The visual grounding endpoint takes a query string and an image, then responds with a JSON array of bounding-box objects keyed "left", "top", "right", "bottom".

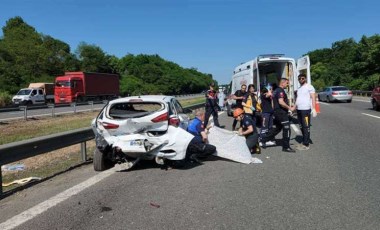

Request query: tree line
[
  {"left": 1, "top": 16, "right": 380, "bottom": 102},
  {"left": 308, "top": 35, "right": 380, "bottom": 91},
  {"left": 0, "top": 16, "right": 214, "bottom": 100}
]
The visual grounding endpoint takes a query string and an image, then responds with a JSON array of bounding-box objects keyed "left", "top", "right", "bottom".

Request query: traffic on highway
[{"left": 0, "top": 96, "right": 379, "bottom": 230}]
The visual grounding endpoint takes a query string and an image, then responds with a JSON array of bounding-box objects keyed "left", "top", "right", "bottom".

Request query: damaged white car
[{"left": 91, "top": 95, "right": 194, "bottom": 171}]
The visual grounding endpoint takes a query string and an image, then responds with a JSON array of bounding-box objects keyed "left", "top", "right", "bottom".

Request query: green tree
[{"left": 76, "top": 42, "right": 112, "bottom": 73}]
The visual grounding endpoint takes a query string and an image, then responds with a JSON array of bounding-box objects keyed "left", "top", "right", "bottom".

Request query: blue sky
[{"left": 1, "top": 0, "right": 379, "bottom": 84}]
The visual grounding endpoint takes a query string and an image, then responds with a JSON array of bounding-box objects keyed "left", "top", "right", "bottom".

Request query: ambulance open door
[{"left": 296, "top": 55, "right": 311, "bottom": 85}]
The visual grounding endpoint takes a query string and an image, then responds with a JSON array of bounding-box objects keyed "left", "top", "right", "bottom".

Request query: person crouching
[
  {"left": 186, "top": 110, "right": 217, "bottom": 164},
  {"left": 233, "top": 108, "right": 260, "bottom": 154}
]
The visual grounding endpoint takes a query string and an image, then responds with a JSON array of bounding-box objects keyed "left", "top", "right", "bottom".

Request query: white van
[{"left": 230, "top": 54, "right": 311, "bottom": 106}]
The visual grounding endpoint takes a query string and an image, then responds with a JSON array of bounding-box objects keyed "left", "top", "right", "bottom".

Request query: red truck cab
[{"left": 55, "top": 72, "right": 119, "bottom": 104}]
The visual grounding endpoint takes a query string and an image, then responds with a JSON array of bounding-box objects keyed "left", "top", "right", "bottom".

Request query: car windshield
[
  {"left": 108, "top": 102, "right": 163, "bottom": 119},
  {"left": 56, "top": 81, "right": 72, "bottom": 87},
  {"left": 17, "top": 89, "right": 32, "bottom": 95},
  {"left": 332, "top": 87, "right": 348, "bottom": 91}
]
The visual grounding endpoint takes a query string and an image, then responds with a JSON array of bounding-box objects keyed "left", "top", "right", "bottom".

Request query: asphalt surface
[{"left": 0, "top": 97, "right": 379, "bottom": 230}]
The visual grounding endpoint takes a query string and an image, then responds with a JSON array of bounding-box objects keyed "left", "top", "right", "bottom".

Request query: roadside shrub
[{"left": 0, "top": 91, "right": 12, "bottom": 106}]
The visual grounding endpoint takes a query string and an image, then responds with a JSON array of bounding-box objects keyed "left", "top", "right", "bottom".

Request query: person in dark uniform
[
  {"left": 232, "top": 84, "right": 247, "bottom": 130},
  {"left": 204, "top": 83, "right": 220, "bottom": 128},
  {"left": 259, "top": 85, "right": 276, "bottom": 146},
  {"left": 186, "top": 110, "right": 216, "bottom": 163},
  {"left": 261, "top": 78, "right": 296, "bottom": 152},
  {"left": 233, "top": 108, "right": 260, "bottom": 154}
]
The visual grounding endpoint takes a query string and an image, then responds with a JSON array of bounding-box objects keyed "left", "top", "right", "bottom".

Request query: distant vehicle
[
  {"left": 318, "top": 86, "right": 353, "bottom": 103},
  {"left": 12, "top": 83, "right": 54, "bottom": 105},
  {"left": 55, "top": 72, "right": 119, "bottom": 104},
  {"left": 91, "top": 95, "right": 192, "bottom": 171},
  {"left": 231, "top": 54, "right": 311, "bottom": 104},
  {"left": 371, "top": 77, "right": 380, "bottom": 111}
]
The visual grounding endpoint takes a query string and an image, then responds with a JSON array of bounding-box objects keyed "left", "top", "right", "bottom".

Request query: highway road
[
  {"left": 0, "top": 94, "right": 203, "bottom": 122},
  {"left": 0, "top": 97, "right": 379, "bottom": 230},
  {"left": 0, "top": 103, "right": 106, "bottom": 122}
]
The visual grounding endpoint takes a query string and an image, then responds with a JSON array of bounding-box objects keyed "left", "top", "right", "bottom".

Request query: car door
[
  {"left": 321, "top": 88, "right": 329, "bottom": 101},
  {"left": 171, "top": 98, "right": 190, "bottom": 130},
  {"left": 37, "top": 89, "right": 45, "bottom": 104}
]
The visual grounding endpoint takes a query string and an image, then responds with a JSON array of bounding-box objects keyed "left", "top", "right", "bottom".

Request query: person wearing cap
[
  {"left": 233, "top": 108, "right": 260, "bottom": 154},
  {"left": 295, "top": 73, "right": 316, "bottom": 150},
  {"left": 204, "top": 82, "right": 220, "bottom": 128}
]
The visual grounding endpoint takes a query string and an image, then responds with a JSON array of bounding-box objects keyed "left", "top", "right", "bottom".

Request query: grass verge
[{"left": 0, "top": 96, "right": 205, "bottom": 191}]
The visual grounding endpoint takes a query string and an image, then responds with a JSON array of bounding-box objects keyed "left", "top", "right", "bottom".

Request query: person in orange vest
[{"left": 295, "top": 73, "right": 317, "bottom": 150}]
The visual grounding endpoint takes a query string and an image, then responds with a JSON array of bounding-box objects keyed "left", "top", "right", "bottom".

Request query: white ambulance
[{"left": 230, "top": 54, "right": 311, "bottom": 106}]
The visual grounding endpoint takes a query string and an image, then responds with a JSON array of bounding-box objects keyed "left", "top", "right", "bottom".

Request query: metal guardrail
[
  {"left": 0, "top": 102, "right": 205, "bottom": 195},
  {"left": 351, "top": 90, "right": 372, "bottom": 97},
  {"left": 0, "top": 128, "right": 94, "bottom": 195}
]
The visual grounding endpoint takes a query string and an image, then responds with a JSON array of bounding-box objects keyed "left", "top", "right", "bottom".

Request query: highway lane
[
  {"left": 0, "top": 100, "right": 379, "bottom": 230},
  {"left": 0, "top": 103, "right": 106, "bottom": 122},
  {"left": 0, "top": 94, "right": 204, "bottom": 122}
]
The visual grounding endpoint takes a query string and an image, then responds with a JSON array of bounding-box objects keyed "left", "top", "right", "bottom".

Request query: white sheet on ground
[{"left": 207, "top": 126, "right": 252, "bottom": 164}]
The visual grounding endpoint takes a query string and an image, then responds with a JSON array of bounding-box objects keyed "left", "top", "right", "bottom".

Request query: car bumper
[{"left": 331, "top": 95, "right": 353, "bottom": 101}]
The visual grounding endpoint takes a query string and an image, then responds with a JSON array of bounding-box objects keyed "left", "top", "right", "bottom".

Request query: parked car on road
[
  {"left": 91, "top": 95, "right": 193, "bottom": 171},
  {"left": 318, "top": 86, "right": 353, "bottom": 103},
  {"left": 371, "top": 78, "right": 380, "bottom": 111}
]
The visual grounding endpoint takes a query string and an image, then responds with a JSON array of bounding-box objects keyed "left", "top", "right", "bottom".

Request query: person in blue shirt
[{"left": 186, "top": 110, "right": 216, "bottom": 163}]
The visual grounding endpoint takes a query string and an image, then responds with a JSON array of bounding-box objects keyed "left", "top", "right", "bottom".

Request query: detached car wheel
[{"left": 93, "top": 148, "right": 112, "bottom": 171}]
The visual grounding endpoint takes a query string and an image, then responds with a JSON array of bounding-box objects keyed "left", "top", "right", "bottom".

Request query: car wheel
[
  {"left": 326, "top": 96, "right": 331, "bottom": 103},
  {"left": 93, "top": 148, "right": 112, "bottom": 171},
  {"left": 318, "top": 95, "right": 321, "bottom": 101},
  {"left": 347, "top": 99, "right": 352, "bottom": 103}
]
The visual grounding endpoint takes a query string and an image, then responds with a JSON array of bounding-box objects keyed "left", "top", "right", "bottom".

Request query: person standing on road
[
  {"left": 233, "top": 108, "right": 260, "bottom": 154},
  {"left": 204, "top": 83, "right": 220, "bottom": 128},
  {"left": 295, "top": 73, "right": 317, "bottom": 150},
  {"left": 260, "top": 78, "right": 296, "bottom": 152},
  {"left": 186, "top": 110, "right": 217, "bottom": 163},
  {"left": 242, "top": 84, "right": 259, "bottom": 123},
  {"left": 259, "top": 85, "right": 276, "bottom": 147},
  {"left": 232, "top": 84, "right": 247, "bottom": 130}
]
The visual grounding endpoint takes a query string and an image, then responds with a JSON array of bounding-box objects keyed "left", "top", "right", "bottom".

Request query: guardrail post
[
  {"left": 71, "top": 102, "right": 77, "bottom": 113},
  {"left": 81, "top": 142, "right": 87, "bottom": 162},
  {"left": 48, "top": 103, "right": 55, "bottom": 117},
  {"left": 20, "top": 106, "right": 27, "bottom": 120},
  {"left": 89, "top": 101, "right": 94, "bottom": 112},
  {"left": 0, "top": 166, "right": 3, "bottom": 195}
]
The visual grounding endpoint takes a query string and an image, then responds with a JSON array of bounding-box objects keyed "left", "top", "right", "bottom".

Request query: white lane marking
[
  {"left": 291, "top": 124, "right": 302, "bottom": 135},
  {"left": 8, "top": 111, "right": 24, "bottom": 115},
  {"left": 0, "top": 169, "right": 116, "bottom": 230},
  {"left": 318, "top": 102, "right": 330, "bottom": 105},
  {"left": 362, "top": 113, "right": 380, "bottom": 119},
  {"left": 353, "top": 99, "right": 371, "bottom": 103}
]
